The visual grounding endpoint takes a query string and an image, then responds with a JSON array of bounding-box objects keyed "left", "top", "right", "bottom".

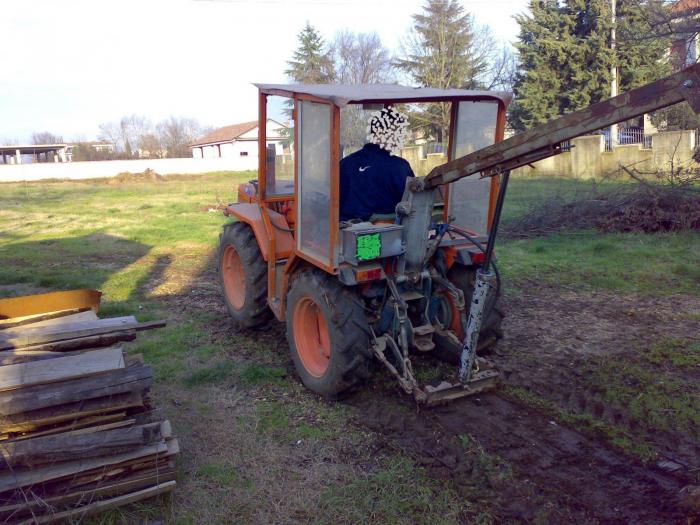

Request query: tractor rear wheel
[
  {"left": 434, "top": 264, "right": 504, "bottom": 362},
  {"left": 218, "top": 222, "right": 272, "bottom": 329},
  {"left": 286, "top": 269, "right": 371, "bottom": 399}
]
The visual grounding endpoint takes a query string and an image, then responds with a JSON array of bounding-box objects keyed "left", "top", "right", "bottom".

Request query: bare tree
[
  {"left": 332, "top": 30, "right": 394, "bottom": 84},
  {"left": 30, "top": 131, "right": 63, "bottom": 144},
  {"left": 98, "top": 122, "right": 122, "bottom": 150},
  {"left": 119, "top": 115, "right": 151, "bottom": 157},
  {"left": 138, "top": 133, "right": 163, "bottom": 158},
  {"left": 485, "top": 46, "right": 517, "bottom": 92},
  {"left": 157, "top": 117, "right": 203, "bottom": 158}
]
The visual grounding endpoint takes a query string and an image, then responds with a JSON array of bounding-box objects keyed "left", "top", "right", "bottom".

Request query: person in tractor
[{"left": 339, "top": 106, "right": 415, "bottom": 222}]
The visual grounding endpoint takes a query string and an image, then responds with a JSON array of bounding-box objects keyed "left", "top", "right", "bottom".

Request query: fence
[
  {"left": 0, "top": 157, "right": 252, "bottom": 182},
  {"left": 599, "top": 127, "right": 653, "bottom": 151},
  {"left": 514, "top": 129, "right": 698, "bottom": 179}
]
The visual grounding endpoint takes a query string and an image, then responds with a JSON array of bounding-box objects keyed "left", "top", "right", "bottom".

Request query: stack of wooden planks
[{"left": 0, "top": 290, "right": 177, "bottom": 524}]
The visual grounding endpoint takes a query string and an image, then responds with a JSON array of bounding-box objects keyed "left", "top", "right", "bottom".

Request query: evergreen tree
[
  {"left": 561, "top": 0, "right": 614, "bottom": 111},
  {"left": 285, "top": 22, "right": 335, "bottom": 83},
  {"left": 396, "top": 0, "right": 494, "bottom": 141},
  {"left": 510, "top": 0, "right": 669, "bottom": 131},
  {"left": 509, "top": 0, "right": 570, "bottom": 130},
  {"left": 616, "top": 0, "right": 670, "bottom": 92}
]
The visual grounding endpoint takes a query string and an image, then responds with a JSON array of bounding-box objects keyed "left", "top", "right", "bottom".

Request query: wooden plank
[
  {"left": 0, "top": 363, "right": 151, "bottom": 416},
  {"left": 19, "top": 309, "right": 98, "bottom": 329},
  {"left": 13, "top": 330, "right": 137, "bottom": 353},
  {"left": 0, "top": 346, "right": 125, "bottom": 392},
  {"left": 0, "top": 309, "right": 91, "bottom": 330},
  {"left": 0, "top": 440, "right": 170, "bottom": 493},
  {"left": 0, "top": 468, "right": 176, "bottom": 520},
  {"left": 1, "top": 416, "right": 134, "bottom": 442},
  {"left": 63, "top": 455, "right": 173, "bottom": 493},
  {"left": 0, "top": 422, "right": 165, "bottom": 468},
  {"left": 0, "top": 391, "right": 143, "bottom": 433},
  {"left": 15, "top": 480, "right": 176, "bottom": 524},
  {"left": 0, "top": 289, "right": 101, "bottom": 319},
  {"left": 0, "top": 350, "right": 84, "bottom": 366},
  {"left": 0, "top": 317, "right": 137, "bottom": 350}
]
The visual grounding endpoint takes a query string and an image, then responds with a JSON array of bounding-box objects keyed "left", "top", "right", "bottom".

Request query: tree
[
  {"left": 119, "top": 115, "right": 150, "bottom": 158},
  {"left": 285, "top": 22, "right": 335, "bottom": 83},
  {"left": 616, "top": 0, "right": 671, "bottom": 92},
  {"left": 395, "top": 0, "right": 498, "bottom": 141},
  {"left": 332, "top": 30, "right": 393, "bottom": 84},
  {"left": 98, "top": 122, "right": 122, "bottom": 151},
  {"left": 157, "top": 117, "right": 203, "bottom": 158},
  {"left": 510, "top": 0, "right": 669, "bottom": 131},
  {"left": 31, "top": 131, "right": 63, "bottom": 144},
  {"left": 138, "top": 134, "right": 163, "bottom": 158}
]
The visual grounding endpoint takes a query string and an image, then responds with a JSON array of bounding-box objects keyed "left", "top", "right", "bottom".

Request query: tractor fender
[{"left": 224, "top": 203, "right": 294, "bottom": 261}]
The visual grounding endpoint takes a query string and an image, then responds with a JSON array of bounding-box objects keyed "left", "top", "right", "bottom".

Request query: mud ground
[
  {"left": 166, "top": 263, "right": 699, "bottom": 524},
  {"left": 350, "top": 283, "right": 700, "bottom": 524}
]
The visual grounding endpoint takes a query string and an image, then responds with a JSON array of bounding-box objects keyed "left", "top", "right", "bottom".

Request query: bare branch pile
[
  {"left": 504, "top": 179, "right": 700, "bottom": 238},
  {"left": 0, "top": 290, "right": 177, "bottom": 524}
]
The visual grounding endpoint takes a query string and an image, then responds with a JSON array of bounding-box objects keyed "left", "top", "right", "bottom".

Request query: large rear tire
[
  {"left": 218, "top": 222, "right": 272, "bottom": 329},
  {"left": 434, "top": 264, "right": 504, "bottom": 362},
  {"left": 286, "top": 269, "right": 371, "bottom": 399}
]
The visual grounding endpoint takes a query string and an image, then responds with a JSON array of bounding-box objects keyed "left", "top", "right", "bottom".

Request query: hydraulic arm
[
  {"left": 425, "top": 63, "right": 700, "bottom": 188},
  {"left": 397, "top": 64, "right": 700, "bottom": 404}
]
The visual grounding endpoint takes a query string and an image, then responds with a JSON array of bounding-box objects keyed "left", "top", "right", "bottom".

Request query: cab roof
[{"left": 254, "top": 83, "right": 512, "bottom": 107}]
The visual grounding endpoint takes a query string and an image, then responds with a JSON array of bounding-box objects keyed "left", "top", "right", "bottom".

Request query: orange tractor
[{"left": 218, "top": 66, "right": 700, "bottom": 404}]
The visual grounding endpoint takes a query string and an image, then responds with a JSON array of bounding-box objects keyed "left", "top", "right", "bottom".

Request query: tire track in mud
[{"left": 352, "top": 391, "right": 693, "bottom": 524}]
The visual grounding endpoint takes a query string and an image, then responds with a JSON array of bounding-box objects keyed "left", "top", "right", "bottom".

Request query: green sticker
[{"left": 357, "top": 233, "right": 382, "bottom": 261}]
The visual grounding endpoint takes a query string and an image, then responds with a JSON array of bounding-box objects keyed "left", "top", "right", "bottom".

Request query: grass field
[{"left": 0, "top": 172, "right": 698, "bottom": 524}]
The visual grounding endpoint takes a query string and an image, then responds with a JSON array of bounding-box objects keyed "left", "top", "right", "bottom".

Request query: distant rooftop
[{"left": 672, "top": 0, "right": 700, "bottom": 13}]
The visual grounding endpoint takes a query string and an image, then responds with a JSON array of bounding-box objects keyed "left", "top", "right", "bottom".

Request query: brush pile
[
  {"left": 504, "top": 179, "right": 700, "bottom": 238},
  {"left": 0, "top": 290, "right": 177, "bottom": 524}
]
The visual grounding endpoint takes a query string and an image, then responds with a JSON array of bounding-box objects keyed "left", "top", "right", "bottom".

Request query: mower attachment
[
  {"left": 370, "top": 333, "right": 500, "bottom": 406},
  {"left": 423, "top": 359, "right": 500, "bottom": 405}
]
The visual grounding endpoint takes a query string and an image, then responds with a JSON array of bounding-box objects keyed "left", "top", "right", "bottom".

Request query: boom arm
[{"left": 425, "top": 64, "right": 700, "bottom": 189}]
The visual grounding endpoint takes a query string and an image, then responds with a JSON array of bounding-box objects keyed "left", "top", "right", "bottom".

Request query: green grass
[
  {"left": 196, "top": 463, "right": 241, "bottom": 487},
  {"left": 499, "top": 230, "right": 700, "bottom": 295},
  {"left": 642, "top": 337, "right": 700, "bottom": 368},
  {"left": 1, "top": 172, "right": 697, "bottom": 523},
  {"left": 315, "top": 456, "right": 462, "bottom": 525},
  {"left": 239, "top": 363, "right": 287, "bottom": 385},
  {"left": 589, "top": 356, "right": 700, "bottom": 437},
  {"left": 504, "top": 386, "right": 658, "bottom": 462},
  {"left": 183, "top": 361, "right": 236, "bottom": 387}
]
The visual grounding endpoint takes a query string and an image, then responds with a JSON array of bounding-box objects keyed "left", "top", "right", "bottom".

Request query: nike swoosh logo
[{"left": 359, "top": 166, "right": 371, "bottom": 172}]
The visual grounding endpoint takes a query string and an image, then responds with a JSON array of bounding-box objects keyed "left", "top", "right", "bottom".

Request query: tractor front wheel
[
  {"left": 286, "top": 269, "right": 371, "bottom": 399},
  {"left": 218, "top": 222, "right": 272, "bottom": 329}
]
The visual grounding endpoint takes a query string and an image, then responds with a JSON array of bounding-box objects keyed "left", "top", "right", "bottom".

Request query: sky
[{"left": 0, "top": 0, "right": 529, "bottom": 143}]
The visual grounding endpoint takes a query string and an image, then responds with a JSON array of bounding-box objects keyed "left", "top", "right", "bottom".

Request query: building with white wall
[{"left": 189, "top": 119, "right": 288, "bottom": 170}]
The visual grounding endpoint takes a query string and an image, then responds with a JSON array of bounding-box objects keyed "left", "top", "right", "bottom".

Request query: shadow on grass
[{"left": 0, "top": 232, "right": 170, "bottom": 319}]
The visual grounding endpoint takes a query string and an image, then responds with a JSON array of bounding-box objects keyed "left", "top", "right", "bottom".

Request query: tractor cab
[{"left": 220, "top": 83, "right": 511, "bottom": 403}]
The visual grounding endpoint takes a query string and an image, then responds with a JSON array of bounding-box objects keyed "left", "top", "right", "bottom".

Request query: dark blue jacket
[{"left": 339, "top": 143, "right": 415, "bottom": 221}]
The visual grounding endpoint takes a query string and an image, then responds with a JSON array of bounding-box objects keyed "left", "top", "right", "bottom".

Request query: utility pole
[{"left": 609, "top": 0, "right": 618, "bottom": 148}]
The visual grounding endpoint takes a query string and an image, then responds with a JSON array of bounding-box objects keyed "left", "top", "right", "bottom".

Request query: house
[
  {"left": 671, "top": 0, "right": 699, "bottom": 68},
  {"left": 189, "top": 119, "right": 288, "bottom": 164}
]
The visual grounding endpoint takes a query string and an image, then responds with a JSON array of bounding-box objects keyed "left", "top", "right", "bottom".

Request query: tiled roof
[
  {"left": 672, "top": 0, "right": 700, "bottom": 13},
  {"left": 189, "top": 121, "right": 258, "bottom": 147}
]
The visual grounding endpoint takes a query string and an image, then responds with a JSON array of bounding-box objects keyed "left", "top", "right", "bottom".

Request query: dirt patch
[
  {"left": 353, "top": 391, "right": 691, "bottom": 524},
  {"left": 138, "top": 249, "right": 700, "bottom": 523},
  {"left": 107, "top": 168, "right": 165, "bottom": 184},
  {"left": 348, "top": 284, "right": 700, "bottom": 523}
]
